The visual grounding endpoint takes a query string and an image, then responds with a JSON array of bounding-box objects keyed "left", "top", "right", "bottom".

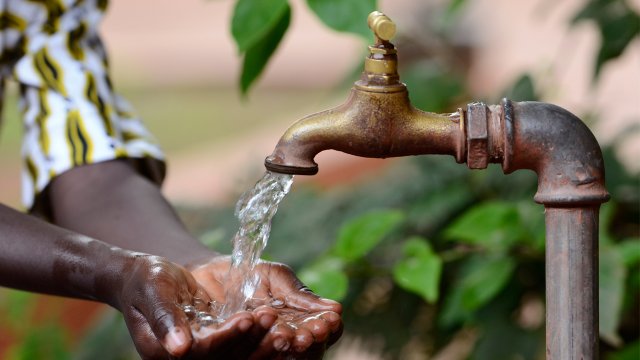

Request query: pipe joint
[{"left": 467, "top": 99, "right": 609, "bottom": 206}]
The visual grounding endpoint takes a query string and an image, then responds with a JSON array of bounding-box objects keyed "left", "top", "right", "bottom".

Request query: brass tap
[{"left": 265, "top": 11, "right": 466, "bottom": 175}]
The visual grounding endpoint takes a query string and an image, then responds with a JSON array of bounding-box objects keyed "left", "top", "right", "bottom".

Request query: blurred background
[{"left": 0, "top": 0, "right": 638, "bottom": 359}]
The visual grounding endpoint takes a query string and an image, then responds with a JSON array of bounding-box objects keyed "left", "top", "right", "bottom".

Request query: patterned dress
[{"left": 0, "top": 0, "right": 164, "bottom": 210}]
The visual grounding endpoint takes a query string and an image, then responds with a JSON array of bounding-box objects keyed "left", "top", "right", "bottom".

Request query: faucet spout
[{"left": 264, "top": 87, "right": 466, "bottom": 175}]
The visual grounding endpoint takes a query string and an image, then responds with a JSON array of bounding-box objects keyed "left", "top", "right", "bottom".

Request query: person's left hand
[{"left": 190, "top": 256, "right": 343, "bottom": 359}]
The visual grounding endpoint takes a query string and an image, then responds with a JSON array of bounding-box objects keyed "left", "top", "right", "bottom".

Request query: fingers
[
  {"left": 190, "top": 311, "right": 255, "bottom": 357},
  {"left": 286, "top": 289, "right": 342, "bottom": 314},
  {"left": 249, "top": 321, "right": 297, "bottom": 360},
  {"left": 322, "top": 311, "right": 344, "bottom": 346},
  {"left": 253, "top": 305, "right": 278, "bottom": 330},
  {"left": 267, "top": 263, "right": 343, "bottom": 314},
  {"left": 292, "top": 327, "right": 315, "bottom": 352},
  {"left": 292, "top": 311, "right": 342, "bottom": 352},
  {"left": 298, "top": 314, "right": 329, "bottom": 343},
  {"left": 247, "top": 311, "right": 341, "bottom": 359}
]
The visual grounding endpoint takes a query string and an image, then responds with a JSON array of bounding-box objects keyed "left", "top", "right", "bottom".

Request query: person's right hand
[{"left": 106, "top": 254, "right": 275, "bottom": 359}]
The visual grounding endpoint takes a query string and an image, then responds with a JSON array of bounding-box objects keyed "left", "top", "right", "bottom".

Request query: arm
[
  {"left": 0, "top": 202, "right": 205, "bottom": 358},
  {"left": 44, "top": 159, "right": 212, "bottom": 266}
]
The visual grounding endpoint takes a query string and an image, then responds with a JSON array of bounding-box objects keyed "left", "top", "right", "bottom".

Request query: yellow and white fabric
[{"left": 0, "top": 0, "right": 164, "bottom": 209}]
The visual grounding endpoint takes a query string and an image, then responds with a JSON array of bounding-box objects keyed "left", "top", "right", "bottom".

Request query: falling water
[
  {"left": 180, "top": 171, "right": 293, "bottom": 326},
  {"left": 219, "top": 171, "right": 294, "bottom": 318}
]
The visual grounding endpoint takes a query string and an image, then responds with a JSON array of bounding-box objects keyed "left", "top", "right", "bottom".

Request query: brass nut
[
  {"left": 466, "top": 102, "right": 489, "bottom": 169},
  {"left": 364, "top": 58, "right": 398, "bottom": 74}
]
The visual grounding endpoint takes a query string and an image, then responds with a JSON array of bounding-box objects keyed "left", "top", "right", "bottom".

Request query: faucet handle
[
  {"left": 368, "top": 11, "right": 397, "bottom": 42},
  {"left": 358, "top": 11, "right": 403, "bottom": 89}
]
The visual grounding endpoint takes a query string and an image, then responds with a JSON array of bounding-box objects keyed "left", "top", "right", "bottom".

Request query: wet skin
[
  {"left": 0, "top": 203, "right": 213, "bottom": 357},
  {"left": 42, "top": 159, "right": 344, "bottom": 358},
  {"left": 190, "top": 257, "right": 343, "bottom": 359}
]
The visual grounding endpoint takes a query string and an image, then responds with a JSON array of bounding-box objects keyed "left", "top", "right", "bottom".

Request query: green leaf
[
  {"left": 502, "top": 74, "right": 538, "bottom": 102},
  {"left": 438, "top": 282, "right": 470, "bottom": 327},
  {"left": 240, "top": 5, "right": 291, "bottom": 94},
  {"left": 306, "top": 0, "right": 377, "bottom": 38},
  {"left": 600, "top": 244, "right": 626, "bottom": 346},
  {"left": 618, "top": 239, "right": 640, "bottom": 267},
  {"left": 298, "top": 256, "right": 348, "bottom": 301},
  {"left": 334, "top": 209, "right": 405, "bottom": 261},
  {"left": 571, "top": 0, "right": 640, "bottom": 78},
  {"left": 404, "top": 61, "right": 465, "bottom": 113},
  {"left": 595, "top": 11, "right": 640, "bottom": 77},
  {"left": 392, "top": 237, "right": 443, "bottom": 303},
  {"left": 231, "top": 0, "right": 289, "bottom": 52},
  {"left": 459, "top": 256, "right": 516, "bottom": 310},
  {"left": 444, "top": 201, "right": 524, "bottom": 250},
  {"left": 440, "top": 255, "right": 516, "bottom": 327}
]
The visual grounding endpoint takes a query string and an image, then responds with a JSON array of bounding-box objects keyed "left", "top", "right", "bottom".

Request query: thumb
[{"left": 141, "top": 301, "right": 193, "bottom": 357}]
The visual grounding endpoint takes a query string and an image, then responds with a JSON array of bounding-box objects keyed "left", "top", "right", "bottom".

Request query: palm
[{"left": 190, "top": 256, "right": 343, "bottom": 359}]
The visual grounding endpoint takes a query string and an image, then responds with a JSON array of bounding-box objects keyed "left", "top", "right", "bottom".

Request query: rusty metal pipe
[
  {"left": 545, "top": 206, "right": 599, "bottom": 359},
  {"left": 469, "top": 99, "right": 609, "bottom": 359},
  {"left": 508, "top": 102, "right": 608, "bottom": 360}
]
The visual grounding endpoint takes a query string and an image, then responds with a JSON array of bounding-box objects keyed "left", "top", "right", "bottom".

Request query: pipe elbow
[{"left": 499, "top": 100, "right": 609, "bottom": 205}]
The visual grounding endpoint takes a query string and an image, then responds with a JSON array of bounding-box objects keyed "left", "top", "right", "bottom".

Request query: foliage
[
  {"left": 572, "top": 0, "right": 640, "bottom": 79},
  {"left": 231, "top": 0, "right": 640, "bottom": 93},
  {"left": 233, "top": 0, "right": 291, "bottom": 94},
  {"left": 392, "top": 237, "right": 442, "bottom": 304},
  {"left": 231, "top": 0, "right": 378, "bottom": 93}
]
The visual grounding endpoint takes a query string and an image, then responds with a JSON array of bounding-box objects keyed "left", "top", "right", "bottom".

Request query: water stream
[
  {"left": 182, "top": 171, "right": 294, "bottom": 327},
  {"left": 220, "top": 171, "right": 294, "bottom": 318}
]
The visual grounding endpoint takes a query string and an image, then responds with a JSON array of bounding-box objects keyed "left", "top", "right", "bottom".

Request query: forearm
[
  {"left": 46, "top": 160, "right": 216, "bottom": 266},
  {"left": 0, "top": 203, "right": 127, "bottom": 307}
]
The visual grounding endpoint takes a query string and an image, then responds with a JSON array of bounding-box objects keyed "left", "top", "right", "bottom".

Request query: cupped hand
[
  {"left": 190, "top": 256, "right": 344, "bottom": 359},
  {"left": 111, "top": 254, "right": 258, "bottom": 359}
]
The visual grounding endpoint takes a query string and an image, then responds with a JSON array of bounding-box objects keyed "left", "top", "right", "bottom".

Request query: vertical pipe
[
  {"left": 474, "top": 100, "right": 609, "bottom": 359},
  {"left": 545, "top": 206, "right": 599, "bottom": 359}
]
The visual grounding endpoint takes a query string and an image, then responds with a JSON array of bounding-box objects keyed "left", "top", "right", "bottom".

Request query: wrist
[{"left": 93, "top": 247, "right": 140, "bottom": 309}]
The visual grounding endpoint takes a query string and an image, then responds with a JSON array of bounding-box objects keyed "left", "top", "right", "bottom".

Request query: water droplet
[
  {"left": 181, "top": 304, "right": 197, "bottom": 320},
  {"left": 193, "top": 297, "right": 207, "bottom": 310},
  {"left": 208, "top": 300, "right": 223, "bottom": 313},
  {"left": 196, "top": 311, "right": 218, "bottom": 326},
  {"left": 271, "top": 298, "right": 285, "bottom": 308}
]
